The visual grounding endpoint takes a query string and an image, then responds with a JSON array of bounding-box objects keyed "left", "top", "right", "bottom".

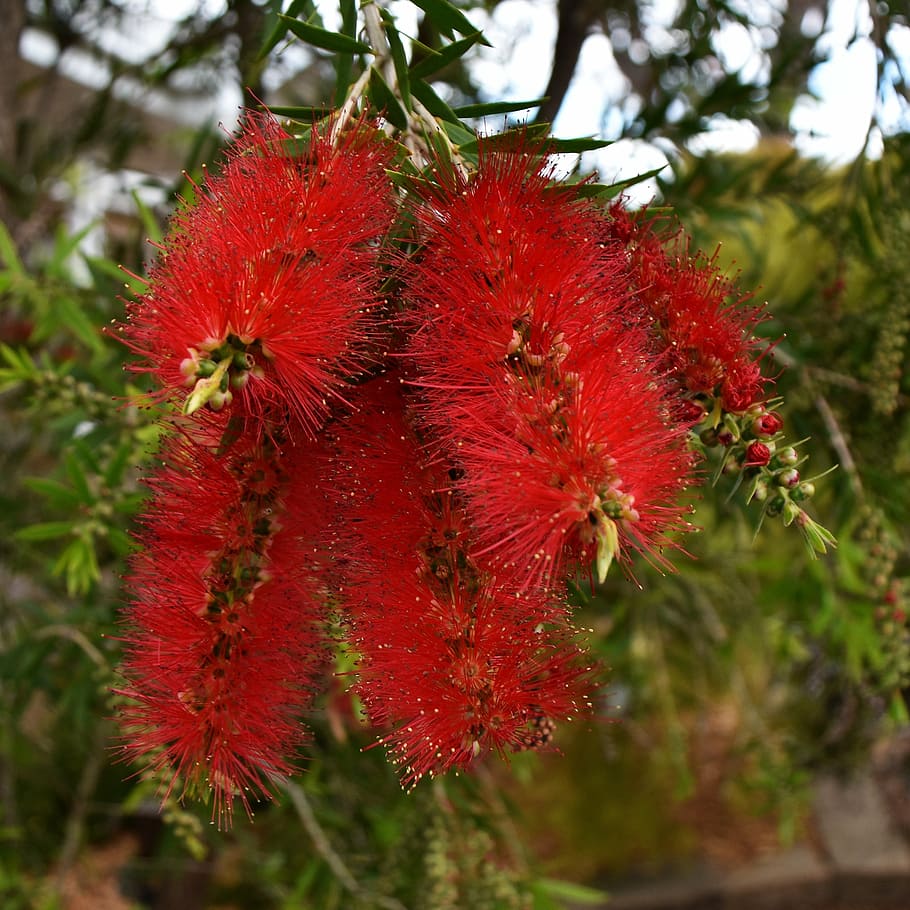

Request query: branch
[
  {"left": 284, "top": 780, "right": 410, "bottom": 910},
  {"left": 534, "top": 0, "right": 599, "bottom": 126}
]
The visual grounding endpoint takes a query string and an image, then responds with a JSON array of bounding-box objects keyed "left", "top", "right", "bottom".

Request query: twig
[
  {"left": 814, "top": 393, "right": 864, "bottom": 499},
  {"left": 34, "top": 623, "right": 108, "bottom": 670},
  {"left": 330, "top": 64, "right": 375, "bottom": 144},
  {"left": 53, "top": 720, "right": 112, "bottom": 895},
  {"left": 409, "top": 96, "right": 470, "bottom": 180},
  {"left": 362, "top": 0, "right": 395, "bottom": 87},
  {"left": 285, "top": 779, "right": 409, "bottom": 910}
]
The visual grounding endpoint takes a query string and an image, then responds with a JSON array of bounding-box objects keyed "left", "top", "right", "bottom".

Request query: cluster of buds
[
  {"left": 695, "top": 401, "right": 834, "bottom": 554},
  {"left": 115, "top": 111, "right": 834, "bottom": 824}
]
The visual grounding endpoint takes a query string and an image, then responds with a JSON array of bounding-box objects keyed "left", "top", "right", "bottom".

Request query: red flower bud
[
  {"left": 777, "top": 468, "right": 801, "bottom": 488},
  {"left": 745, "top": 442, "right": 772, "bottom": 466},
  {"left": 677, "top": 398, "right": 707, "bottom": 425},
  {"left": 752, "top": 411, "right": 784, "bottom": 437}
]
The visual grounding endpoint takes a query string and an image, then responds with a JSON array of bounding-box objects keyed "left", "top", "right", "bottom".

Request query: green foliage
[{"left": 2, "top": 0, "right": 909, "bottom": 905}]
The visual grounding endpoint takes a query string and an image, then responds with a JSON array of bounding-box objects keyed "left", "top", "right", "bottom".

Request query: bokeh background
[{"left": 2, "top": 1, "right": 910, "bottom": 908}]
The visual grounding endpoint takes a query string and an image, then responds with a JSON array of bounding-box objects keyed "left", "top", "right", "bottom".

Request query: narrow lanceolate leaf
[
  {"left": 64, "top": 451, "right": 94, "bottom": 502},
  {"left": 279, "top": 15, "right": 371, "bottom": 55},
  {"left": 539, "top": 135, "right": 614, "bottom": 153},
  {"left": 258, "top": 0, "right": 316, "bottom": 59},
  {"left": 409, "top": 0, "right": 488, "bottom": 42},
  {"left": 567, "top": 165, "right": 668, "bottom": 199},
  {"left": 410, "top": 80, "right": 460, "bottom": 125},
  {"left": 439, "top": 119, "right": 476, "bottom": 148},
  {"left": 0, "top": 220, "right": 24, "bottom": 275},
  {"left": 409, "top": 32, "right": 486, "bottom": 79},
  {"left": 457, "top": 123, "right": 549, "bottom": 154},
  {"left": 0, "top": 343, "right": 35, "bottom": 377},
  {"left": 369, "top": 69, "right": 409, "bottom": 129},
  {"left": 380, "top": 8, "right": 411, "bottom": 109},
  {"left": 14, "top": 521, "right": 77, "bottom": 542},
  {"left": 23, "top": 477, "right": 84, "bottom": 509},
  {"left": 334, "top": 0, "right": 358, "bottom": 105},
  {"left": 53, "top": 537, "right": 100, "bottom": 595},
  {"left": 463, "top": 130, "right": 611, "bottom": 155},
  {"left": 265, "top": 105, "right": 333, "bottom": 121},
  {"left": 454, "top": 98, "right": 548, "bottom": 118},
  {"left": 54, "top": 295, "right": 105, "bottom": 354},
  {"left": 130, "top": 190, "right": 163, "bottom": 246}
]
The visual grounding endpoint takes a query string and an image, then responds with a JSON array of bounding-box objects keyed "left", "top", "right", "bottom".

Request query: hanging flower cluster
[{"left": 116, "top": 111, "right": 831, "bottom": 825}]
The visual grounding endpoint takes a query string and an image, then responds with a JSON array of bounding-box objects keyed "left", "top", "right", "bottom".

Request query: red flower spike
[
  {"left": 401, "top": 141, "right": 693, "bottom": 583},
  {"left": 329, "top": 376, "right": 594, "bottom": 786},
  {"left": 403, "top": 141, "right": 627, "bottom": 378},
  {"left": 605, "top": 203, "right": 771, "bottom": 414},
  {"left": 121, "top": 112, "right": 396, "bottom": 434},
  {"left": 117, "top": 421, "right": 330, "bottom": 826},
  {"left": 442, "top": 338, "right": 695, "bottom": 586}
]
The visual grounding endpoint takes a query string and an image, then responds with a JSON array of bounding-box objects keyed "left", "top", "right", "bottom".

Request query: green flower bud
[{"left": 792, "top": 481, "right": 815, "bottom": 501}]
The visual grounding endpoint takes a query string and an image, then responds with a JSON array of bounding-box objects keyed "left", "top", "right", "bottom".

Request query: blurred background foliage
[{"left": 1, "top": 0, "right": 910, "bottom": 907}]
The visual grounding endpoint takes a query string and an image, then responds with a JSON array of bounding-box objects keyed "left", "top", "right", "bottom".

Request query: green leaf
[
  {"left": 0, "top": 220, "right": 24, "bottom": 275},
  {"left": 890, "top": 692, "right": 910, "bottom": 725},
  {"left": 130, "top": 189, "right": 164, "bottom": 246},
  {"left": 589, "top": 164, "right": 668, "bottom": 197},
  {"left": 0, "top": 343, "right": 34, "bottom": 377},
  {"left": 280, "top": 15, "right": 371, "bottom": 55},
  {"left": 65, "top": 449, "right": 95, "bottom": 502},
  {"left": 439, "top": 118, "right": 477, "bottom": 148},
  {"left": 408, "top": 0, "right": 487, "bottom": 42},
  {"left": 411, "top": 80, "right": 460, "bottom": 125},
  {"left": 380, "top": 8, "right": 411, "bottom": 109},
  {"left": 454, "top": 98, "right": 547, "bottom": 118},
  {"left": 551, "top": 165, "right": 667, "bottom": 201},
  {"left": 409, "top": 33, "right": 485, "bottom": 79},
  {"left": 23, "top": 477, "right": 83, "bottom": 509},
  {"left": 532, "top": 878, "right": 609, "bottom": 905},
  {"left": 103, "top": 441, "right": 134, "bottom": 487},
  {"left": 82, "top": 255, "right": 147, "bottom": 295},
  {"left": 334, "top": 0, "right": 358, "bottom": 105},
  {"left": 258, "top": 0, "right": 315, "bottom": 59},
  {"left": 15, "top": 521, "right": 77, "bottom": 542},
  {"left": 457, "top": 123, "right": 549, "bottom": 154},
  {"left": 47, "top": 222, "right": 96, "bottom": 279},
  {"left": 545, "top": 135, "right": 614, "bottom": 153},
  {"left": 265, "top": 104, "right": 334, "bottom": 120},
  {"left": 369, "top": 69, "right": 409, "bottom": 129},
  {"left": 53, "top": 537, "right": 100, "bottom": 596},
  {"left": 107, "top": 527, "right": 135, "bottom": 557},
  {"left": 53, "top": 295, "right": 105, "bottom": 354}
]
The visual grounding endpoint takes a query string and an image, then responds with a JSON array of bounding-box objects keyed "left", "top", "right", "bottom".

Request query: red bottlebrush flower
[
  {"left": 444, "top": 338, "right": 694, "bottom": 585},
  {"left": 329, "top": 376, "right": 594, "bottom": 786},
  {"left": 117, "top": 420, "right": 330, "bottom": 826},
  {"left": 402, "top": 138, "right": 627, "bottom": 375},
  {"left": 605, "top": 203, "right": 771, "bottom": 414},
  {"left": 744, "top": 441, "right": 772, "bottom": 467},
  {"left": 120, "top": 112, "right": 395, "bottom": 433},
  {"left": 401, "top": 142, "right": 693, "bottom": 583}
]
